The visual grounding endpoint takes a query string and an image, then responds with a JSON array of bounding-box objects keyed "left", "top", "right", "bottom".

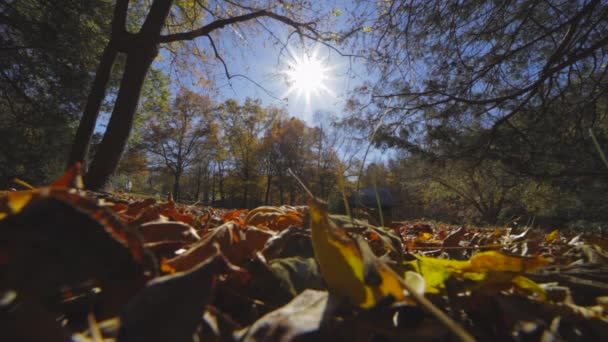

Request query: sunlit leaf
[
  {"left": 307, "top": 195, "right": 408, "bottom": 308},
  {"left": 545, "top": 229, "right": 560, "bottom": 243},
  {"left": 407, "top": 251, "right": 550, "bottom": 295}
]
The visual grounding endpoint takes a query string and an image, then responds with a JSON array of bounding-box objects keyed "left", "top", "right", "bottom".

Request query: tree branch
[{"left": 159, "top": 10, "right": 318, "bottom": 43}]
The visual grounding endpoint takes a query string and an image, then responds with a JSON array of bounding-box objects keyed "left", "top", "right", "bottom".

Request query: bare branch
[{"left": 159, "top": 10, "right": 319, "bottom": 43}]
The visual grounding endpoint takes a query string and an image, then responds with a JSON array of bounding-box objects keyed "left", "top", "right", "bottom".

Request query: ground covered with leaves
[{"left": 1, "top": 169, "right": 607, "bottom": 341}]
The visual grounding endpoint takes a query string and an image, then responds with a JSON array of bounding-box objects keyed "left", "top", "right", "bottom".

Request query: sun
[{"left": 282, "top": 52, "right": 332, "bottom": 100}]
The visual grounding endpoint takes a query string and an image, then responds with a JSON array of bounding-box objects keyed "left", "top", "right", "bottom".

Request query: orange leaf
[
  {"left": 223, "top": 209, "right": 247, "bottom": 223},
  {"left": 52, "top": 162, "right": 84, "bottom": 189}
]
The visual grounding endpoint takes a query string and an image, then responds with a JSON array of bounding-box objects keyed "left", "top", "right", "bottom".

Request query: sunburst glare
[{"left": 282, "top": 50, "right": 334, "bottom": 106}]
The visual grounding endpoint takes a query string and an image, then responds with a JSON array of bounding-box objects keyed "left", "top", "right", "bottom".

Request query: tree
[
  {"left": 346, "top": 0, "right": 608, "bottom": 174},
  {"left": 68, "top": 0, "right": 343, "bottom": 190},
  {"left": 0, "top": 0, "right": 114, "bottom": 187},
  {"left": 217, "top": 98, "right": 274, "bottom": 208},
  {"left": 141, "top": 88, "right": 216, "bottom": 201},
  {"left": 263, "top": 116, "right": 320, "bottom": 204}
]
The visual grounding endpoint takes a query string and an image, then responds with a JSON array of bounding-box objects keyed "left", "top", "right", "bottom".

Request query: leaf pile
[{"left": 1, "top": 168, "right": 608, "bottom": 341}]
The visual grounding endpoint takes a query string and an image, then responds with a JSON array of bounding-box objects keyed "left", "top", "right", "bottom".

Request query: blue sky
[
  {"left": 163, "top": 26, "right": 366, "bottom": 126},
  {"left": 96, "top": 2, "right": 395, "bottom": 164}
]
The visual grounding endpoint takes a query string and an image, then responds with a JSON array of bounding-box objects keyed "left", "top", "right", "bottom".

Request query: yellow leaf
[
  {"left": 465, "top": 251, "right": 550, "bottom": 273},
  {"left": 419, "top": 232, "right": 433, "bottom": 241},
  {"left": 308, "top": 194, "right": 407, "bottom": 308},
  {"left": 362, "top": 26, "right": 374, "bottom": 33},
  {"left": 545, "top": 229, "right": 560, "bottom": 242},
  {"left": 6, "top": 191, "right": 34, "bottom": 214},
  {"left": 511, "top": 275, "right": 547, "bottom": 300},
  {"left": 408, "top": 256, "right": 469, "bottom": 293},
  {"left": 407, "top": 251, "right": 550, "bottom": 295}
]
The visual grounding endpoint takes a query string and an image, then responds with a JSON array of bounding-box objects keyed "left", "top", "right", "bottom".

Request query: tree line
[{"left": 109, "top": 87, "right": 342, "bottom": 208}]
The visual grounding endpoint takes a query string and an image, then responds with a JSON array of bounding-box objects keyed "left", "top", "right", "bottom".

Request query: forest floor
[{"left": 1, "top": 174, "right": 607, "bottom": 341}]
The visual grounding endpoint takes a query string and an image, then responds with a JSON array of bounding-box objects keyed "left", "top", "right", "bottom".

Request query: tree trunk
[
  {"left": 217, "top": 163, "right": 225, "bottom": 200},
  {"left": 84, "top": 0, "right": 174, "bottom": 190},
  {"left": 211, "top": 169, "right": 216, "bottom": 202},
  {"left": 173, "top": 169, "right": 182, "bottom": 201},
  {"left": 85, "top": 45, "right": 157, "bottom": 190},
  {"left": 68, "top": 0, "right": 129, "bottom": 169},
  {"left": 243, "top": 180, "right": 249, "bottom": 208},
  {"left": 264, "top": 174, "right": 272, "bottom": 205},
  {"left": 68, "top": 43, "right": 118, "bottom": 168},
  {"left": 279, "top": 176, "right": 284, "bottom": 204},
  {"left": 194, "top": 165, "right": 202, "bottom": 201}
]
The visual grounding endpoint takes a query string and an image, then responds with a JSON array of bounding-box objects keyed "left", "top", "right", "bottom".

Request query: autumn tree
[
  {"left": 68, "top": 0, "right": 345, "bottom": 190},
  {"left": 343, "top": 0, "right": 608, "bottom": 176},
  {"left": 0, "top": 0, "right": 114, "bottom": 187},
  {"left": 263, "top": 116, "right": 326, "bottom": 204},
  {"left": 310, "top": 111, "right": 344, "bottom": 199},
  {"left": 141, "top": 88, "right": 216, "bottom": 201},
  {"left": 217, "top": 98, "right": 274, "bottom": 208}
]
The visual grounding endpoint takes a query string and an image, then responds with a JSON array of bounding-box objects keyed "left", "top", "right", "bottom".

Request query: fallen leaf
[
  {"left": 164, "top": 222, "right": 272, "bottom": 271},
  {"left": 118, "top": 253, "right": 237, "bottom": 342},
  {"left": 138, "top": 221, "right": 199, "bottom": 243},
  {"left": 236, "top": 289, "right": 329, "bottom": 341}
]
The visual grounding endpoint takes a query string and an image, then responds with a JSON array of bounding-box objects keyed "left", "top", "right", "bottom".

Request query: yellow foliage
[
  {"left": 545, "top": 229, "right": 560, "bottom": 242},
  {"left": 407, "top": 251, "right": 549, "bottom": 299},
  {"left": 308, "top": 196, "right": 409, "bottom": 308}
]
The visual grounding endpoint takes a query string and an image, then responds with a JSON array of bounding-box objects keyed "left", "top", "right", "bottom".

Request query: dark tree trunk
[
  {"left": 243, "top": 180, "right": 248, "bottom": 208},
  {"left": 217, "top": 163, "right": 225, "bottom": 200},
  {"left": 84, "top": 0, "right": 174, "bottom": 190},
  {"left": 173, "top": 169, "right": 182, "bottom": 202},
  {"left": 85, "top": 45, "right": 157, "bottom": 190},
  {"left": 279, "top": 176, "right": 284, "bottom": 204},
  {"left": 264, "top": 173, "right": 272, "bottom": 205},
  {"left": 68, "top": 43, "right": 118, "bottom": 168},
  {"left": 68, "top": 0, "right": 129, "bottom": 169},
  {"left": 211, "top": 169, "right": 216, "bottom": 202},
  {"left": 202, "top": 168, "right": 210, "bottom": 204},
  {"left": 194, "top": 165, "right": 202, "bottom": 201}
]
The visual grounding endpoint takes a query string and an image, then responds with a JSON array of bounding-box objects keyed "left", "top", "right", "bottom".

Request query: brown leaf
[
  {"left": 144, "top": 240, "right": 188, "bottom": 260},
  {"left": 0, "top": 192, "right": 150, "bottom": 320},
  {"left": 0, "top": 290, "right": 72, "bottom": 342},
  {"left": 118, "top": 253, "right": 236, "bottom": 342},
  {"left": 165, "top": 222, "right": 273, "bottom": 272},
  {"left": 236, "top": 289, "right": 329, "bottom": 341},
  {"left": 125, "top": 198, "right": 157, "bottom": 218},
  {"left": 245, "top": 207, "right": 304, "bottom": 231},
  {"left": 138, "top": 221, "right": 199, "bottom": 243},
  {"left": 442, "top": 226, "right": 466, "bottom": 248}
]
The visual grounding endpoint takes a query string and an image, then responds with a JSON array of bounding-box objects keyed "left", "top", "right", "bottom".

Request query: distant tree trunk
[
  {"left": 278, "top": 175, "right": 285, "bottom": 204},
  {"left": 218, "top": 176, "right": 225, "bottom": 201},
  {"left": 217, "top": 162, "right": 225, "bottom": 200},
  {"left": 81, "top": 0, "right": 174, "bottom": 190},
  {"left": 243, "top": 179, "right": 249, "bottom": 208},
  {"left": 211, "top": 170, "right": 216, "bottom": 202},
  {"left": 264, "top": 174, "right": 272, "bottom": 205},
  {"left": 194, "top": 165, "right": 202, "bottom": 201},
  {"left": 173, "top": 169, "right": 182, "bottom": 201}
]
